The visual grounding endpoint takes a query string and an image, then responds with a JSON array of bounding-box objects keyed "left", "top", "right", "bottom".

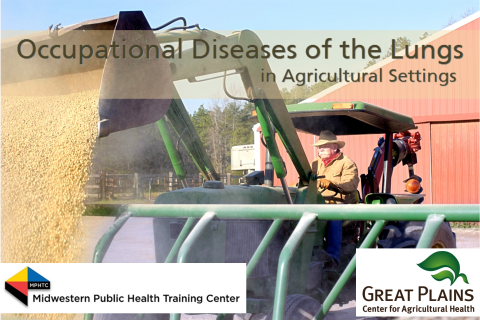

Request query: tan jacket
[{"left": 312, "top": 152, "right": 360, "bottom": 204}]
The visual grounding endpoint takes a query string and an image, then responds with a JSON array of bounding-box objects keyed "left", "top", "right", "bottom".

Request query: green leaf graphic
[
  {"left": 417, "top": 251, "right": 468, "bottom": 286},
  {"left": 431, "top": 270, "right": 455, "bottom": 285},
  {"left": 417, "top": 251, "right": 460, "bottom": 275},
  {"left": 459, "top": 273, "right": 469, "bottom": 284}
]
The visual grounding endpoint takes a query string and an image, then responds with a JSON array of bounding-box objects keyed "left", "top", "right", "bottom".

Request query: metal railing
[{"left": 86, "top": 203, "right": 479, "bottom": 320}]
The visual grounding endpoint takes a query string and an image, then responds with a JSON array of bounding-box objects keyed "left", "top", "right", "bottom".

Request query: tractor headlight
[{"left": 386, "top": 198, "right": 397, "bottom": 205}]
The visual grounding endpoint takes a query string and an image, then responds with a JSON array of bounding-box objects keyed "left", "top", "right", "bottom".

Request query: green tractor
[{"left": 148, "top": 101, "right": 457, "bottom": 319}]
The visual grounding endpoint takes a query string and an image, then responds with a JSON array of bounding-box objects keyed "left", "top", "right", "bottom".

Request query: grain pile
[{"left": 1, "top": 89, "right": 99, "bottom": 263}]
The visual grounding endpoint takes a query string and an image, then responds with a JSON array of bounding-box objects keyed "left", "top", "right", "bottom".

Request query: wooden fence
[{"left": 85, "top": 172, "right": 242, "bottom": 200}]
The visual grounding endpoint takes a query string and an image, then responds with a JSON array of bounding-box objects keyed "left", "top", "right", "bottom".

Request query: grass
[
  {"left": 83, "top": 205, "right": 119, "bottom": 216},
  {"left": 449, "top": 222, "right": 480, "bottom": 229},
  {"left": 83, "top": 197, "right": 159, "bottom": 216},
  {"left": 85, "top": 198, "right": 155, "bottom": 205}
]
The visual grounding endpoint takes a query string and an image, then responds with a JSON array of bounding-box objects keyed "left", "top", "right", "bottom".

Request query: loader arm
[
  {"left": 155, "top": 29, "right": 313, "bottom": 186},
  {"left": 161, "top": 86, "right": 221, "bottom": 181}
]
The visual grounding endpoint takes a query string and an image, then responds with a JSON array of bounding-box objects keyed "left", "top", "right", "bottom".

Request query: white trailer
[{"left": 231, "top": 145, "right": 255, "bottom": 172}]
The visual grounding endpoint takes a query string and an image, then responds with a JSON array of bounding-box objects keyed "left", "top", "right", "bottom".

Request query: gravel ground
[{"left": 77, "top": 218, "right": 479, "bottom": 320}]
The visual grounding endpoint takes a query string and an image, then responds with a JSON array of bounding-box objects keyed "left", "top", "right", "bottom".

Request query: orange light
[
  {"left": 252, "top": 110, "right": 257, "bottom": 116},
  {"left": 332, "top": 103, "right": 354, "bottom": 109},
  {"left": 406, "top": 179, "right": 421, "bottom": 194}
]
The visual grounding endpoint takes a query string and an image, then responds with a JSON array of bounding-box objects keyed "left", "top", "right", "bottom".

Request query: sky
[
  {"left": 2, "top": 0, "right": 479, "bottom": 31},
  {"left": 2, "top": 0, "right": 478, "bottom": 113}
]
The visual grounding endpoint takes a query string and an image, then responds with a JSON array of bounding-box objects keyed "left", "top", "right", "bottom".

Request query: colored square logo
[{"left": 5, "top": 267, "right": 50, "bottom": 306}]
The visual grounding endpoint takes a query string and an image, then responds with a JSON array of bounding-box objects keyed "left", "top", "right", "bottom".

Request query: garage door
[{"left": 431, "top": 121, "right": 479, "bottom": 204}]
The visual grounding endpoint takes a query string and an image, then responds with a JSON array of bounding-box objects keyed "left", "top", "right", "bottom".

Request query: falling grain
[{"left": 1, "top": 90, "right": 99, "bottom": 263}]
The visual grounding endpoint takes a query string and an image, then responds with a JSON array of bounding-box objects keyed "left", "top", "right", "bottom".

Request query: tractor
[
  {"left": 2, "top": 10, "right": 477, "bottom": 320},
  {"left": 147, "top": 102, "right": 457, "bottom": 320}
]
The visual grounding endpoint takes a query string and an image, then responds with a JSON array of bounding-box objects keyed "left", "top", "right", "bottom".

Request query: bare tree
[
  {"left": 460, "top": 6, "right": 477, "bottom": 19},
  {"left": 443, "top": 6, "right": 478, "bottom": 28},
  {"left": 443, "top": 16, "right": 458, "bottom": 28}
]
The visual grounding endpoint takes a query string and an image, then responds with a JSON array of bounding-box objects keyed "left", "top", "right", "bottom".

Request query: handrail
[
  {"left": 314, "top": 220, "right": 387, "bottom": 320},
  {"left": 164, "top": 217, "right": 196, "bottom": 263},
  {"left": 170, "top": 212, "right": 216, "bottom": 320},
  {"left": 122, "top": 204, "right": 479, "bottom": 222},
  {"left": 416, "top": 214, "right": 446, "bottom": 248},
  {"left": 216, "top": 218, "right": 284, "bottom": 320},
  {"left": 92, "top": 211, "right": 132, "bottom": 263},
  {"left": 88, "top": 205, "right": 478, "bottom": 320},
  {"left": 177, "top": 212, "right": 216, "bottom": 263},
  {"left": 272, "top": 213, "right": 318, "bottom": 320}
]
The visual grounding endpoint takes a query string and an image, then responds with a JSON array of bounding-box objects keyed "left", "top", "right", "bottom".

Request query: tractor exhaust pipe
[{"left": 264, "top": 148, "right": 274, "bottom": 187}]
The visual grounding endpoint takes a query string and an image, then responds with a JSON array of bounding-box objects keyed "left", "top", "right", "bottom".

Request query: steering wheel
[
  {"left": 315, "top": 175, "right": 354, "bottom": 197},
  {"left": 319, "top": 183, "right": 354, "bottom": 197}
]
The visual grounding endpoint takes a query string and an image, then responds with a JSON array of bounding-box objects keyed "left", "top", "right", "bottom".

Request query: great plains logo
[
  {"left": 356, "top": 249, "right": 478, "bottom": 317},
  {"left": 418, "top": 251, "right": 469, "bottom": 286},
  {"left": 5, "top": 267, "right": 50, "bottom": 306}
]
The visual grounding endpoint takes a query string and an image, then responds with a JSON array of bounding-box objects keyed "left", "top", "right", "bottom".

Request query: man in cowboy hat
[{"left": 311, "top": 130, "right": 360, "bottom": 267}]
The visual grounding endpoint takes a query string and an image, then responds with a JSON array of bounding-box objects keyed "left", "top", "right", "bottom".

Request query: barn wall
[
  {"left": 313, "top": 19, "right": 479, "bottom": 117},
  {"left": 308, "top": 19, "right": 478, "bottom": 204},
  {"left": 431, "top": 121, "right": 479, "bottom": 204}
]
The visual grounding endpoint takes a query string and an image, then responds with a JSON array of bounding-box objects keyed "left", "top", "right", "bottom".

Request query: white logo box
[
  {"left": 0, "top": 263, "right": 246, "bottom": 314},
  {"left": 356, "top": 249, "right": 480, "bottom": 317}
]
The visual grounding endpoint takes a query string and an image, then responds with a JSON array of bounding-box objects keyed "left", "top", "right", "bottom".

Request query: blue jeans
[{"left": 326, "top": 220, "right": 342, "bottom": 263}]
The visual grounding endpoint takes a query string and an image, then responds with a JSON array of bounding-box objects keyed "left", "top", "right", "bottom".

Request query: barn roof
[{"left": 300, "top": 11, "right": 480, "bottom": 109}]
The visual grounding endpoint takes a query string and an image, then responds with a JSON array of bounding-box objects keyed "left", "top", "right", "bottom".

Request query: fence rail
[{"left": 85, "top": 172, "right": 243, "bottom": 200}]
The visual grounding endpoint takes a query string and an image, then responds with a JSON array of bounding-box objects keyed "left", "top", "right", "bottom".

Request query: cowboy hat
[{"left": 312, "top": 130, "right": 345, "bottom": 148}]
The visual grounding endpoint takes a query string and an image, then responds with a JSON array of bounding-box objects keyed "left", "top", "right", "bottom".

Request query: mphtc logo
[{"left": 5, "top": 267, "right": 50, "bottom": 306}]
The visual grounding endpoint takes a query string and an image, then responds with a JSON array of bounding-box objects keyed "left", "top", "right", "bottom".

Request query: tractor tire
[
  {"left": 377, "top": 221, "right": 456, "bottom": 249},
  {"left": 266, "top": 294, "right": 321, "bottom": 320},
  {"left": 94, "top": 314, "right": 169, "bottom": 320}
]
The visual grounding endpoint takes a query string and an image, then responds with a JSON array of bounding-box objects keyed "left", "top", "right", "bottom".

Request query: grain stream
[
  {"left": 1, "top": 89, "right": 99, "bottom": 320},
  {"left": 1, "top": 90, "right": 99, "bottom": 264}
]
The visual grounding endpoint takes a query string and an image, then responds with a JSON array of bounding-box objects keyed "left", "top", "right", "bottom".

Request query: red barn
[{"left": 257, "top": 13, "right": 479, "bottom": 204}]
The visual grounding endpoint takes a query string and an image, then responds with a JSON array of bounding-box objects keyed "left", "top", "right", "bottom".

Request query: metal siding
[
  {"left": 431, "top": 121, "right": 479, "bottom": 204},
  {"left": 308, "top": 19, "right": 478, "bottom": 204},
  {"left": 314, "top": 19, "right": 479, "bottom": 117}
]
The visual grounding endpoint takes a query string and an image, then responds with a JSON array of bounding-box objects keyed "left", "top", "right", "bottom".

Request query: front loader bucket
[
  {"left": 2, "top": 11, "right": 172, "bottom": 137},
  {"left": 97, "top": 11, "right": 173, "bottom": 137}
]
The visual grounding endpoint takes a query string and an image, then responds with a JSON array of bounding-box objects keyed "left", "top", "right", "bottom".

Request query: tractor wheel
[
  {"left": 266, "top": 294, "right": 321, "bottom": 320},
  {"left": 94, "top": 314, "right": 169, "bottom": 320},
  {"left": 377, "top": 221, "right": 456, "bottom": 249}
]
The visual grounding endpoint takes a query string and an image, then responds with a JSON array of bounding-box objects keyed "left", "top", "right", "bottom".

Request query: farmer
[{"left": 311, "top": 130, "right": 360, "bottom": 268}]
